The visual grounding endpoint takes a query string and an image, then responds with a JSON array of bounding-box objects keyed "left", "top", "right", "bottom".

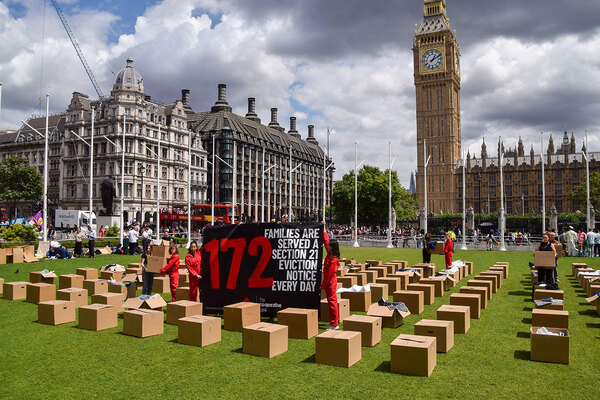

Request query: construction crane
[{"left": 49, "top": 0, "right": 105, "bottom": 99}]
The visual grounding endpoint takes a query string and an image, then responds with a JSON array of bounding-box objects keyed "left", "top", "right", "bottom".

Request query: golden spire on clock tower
[{"left": 413, "top": 0, "right": 461, "bottom": 216}]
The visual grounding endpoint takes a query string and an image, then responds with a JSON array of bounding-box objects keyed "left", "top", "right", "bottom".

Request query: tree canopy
[
  {"left": 332, "top": 165, "right": 417, "bottom": 224},
  {"left": 569, "top": 171, "right": 600, "bottom": 212},
  {"left": 0, "top": 157, "right": 43, "bottom": 217}
]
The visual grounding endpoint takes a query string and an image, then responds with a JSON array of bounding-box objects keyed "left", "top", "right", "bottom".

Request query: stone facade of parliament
[{"left": 414, "top": 0, "right": 599, "bottom": 217}]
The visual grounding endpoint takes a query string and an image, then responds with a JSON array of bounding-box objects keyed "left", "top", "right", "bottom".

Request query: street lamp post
[
  {"left": 387, "top": 142, "right": 395, "bottom": 249},
  {"left": 475, "top": 173, "right": 482, "bottom": 228},
  {"left": 423, "top": 139, "right": 431, "bottom": 234},
  {"left": 541, "top": 132, "right": 546, "bottom": 234},
  {"left": 353, "top": 142, "right": 365, "bottom": 247},
  {"left": 585, "top": 129, "right": 591, "bottom": 231}
]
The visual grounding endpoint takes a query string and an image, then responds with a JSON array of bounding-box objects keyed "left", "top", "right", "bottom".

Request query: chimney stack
[
  {"left": 211, "top": 83, "right": 232, "bottom": 113},
  {"left": 306, "top": 125, "right": 318, "bottom": 145},
  {"left": 288, "top": 117, "right": 300, "bottom": 138},
  {"left": 268, "top": 108, "right": 285, "bottom": 131},
  {"left": 181, "top": 89, "right": 193, "bottom": 114},
  {"left": 245, "top": 97, "right": 260, "bottom": 123}
]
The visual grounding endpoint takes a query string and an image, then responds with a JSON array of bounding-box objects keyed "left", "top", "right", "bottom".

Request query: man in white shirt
[
  {"left": 587, "top": 228, "right": 596, "bottom": 257},
  {"left": 87, "top": 225, "right": 96, "bottom": 258},
  {"left": 128, "top": 224, "right": 140, "bottom": 255}
]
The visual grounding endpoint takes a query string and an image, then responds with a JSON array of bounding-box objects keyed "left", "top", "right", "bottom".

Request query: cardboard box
[
  {"left": 108, "top": 283, "right": 127, "bottom": 301},
  {"left": 337, "top": 276, "right": 357, "bottom": 288},
  {"left": 58, "top": 274, "right": 84, "bottom": 289},
  {"left": 490, "top": 266, "right": 508, "bottom": 279},
  {"left": 459, "top": 286, "right": 488, "bottom": 309},
  {"left": 26, "top": 283, "right": 55, "bottom": 304},
  {"left": 430, "top": 242, "right": 445, "bottom": 255},
  {"left": 276, "top": 308, "right": 318, "bottom": 339},
  {"left": 56, "top": 288, "right": 88, "bottom": 308},
  {"left": 367, "top": 303, "right": 409, "bottom": 328},
  {"left": 481, "top": 271, "right": 503, "bottom": 288},
  {"left": 0, "top": 248, "right": 6, "bottom": 265},
  {"left": 7, "top": 246, "right": 24, "bottom": 263},
  {"left": 345, "top": 273, "right": 367, "bottom": 286},
  {"left": 83, "top": 279, "right": 108, "bottom": 296},
  {"left": 320, "top": 298, "right": 350, "bottom": 323},
  {"left": 530, "top": 326, "right": 569, "bottom": 364},
  {"left": 38, "top": 300, "right": 76, "bottom": 325},
  {"left": 553, "top": 243, "right": 564, "bottom": 258},
  {"left": 415, "top": 263, "right": 436, "bottom": 278},
  {"left": 178, "top": 272, "right": 189, "bottom": 286},
  {"left": 178, "top": 315, "right": 221, "bottom": 347},
  {"left": 224, "top": 302, "right": 261, "bottom": 331},
  {"left": 243, "top": 322, "right": 288, "bottom": 358},
  {"left": 407, "top": 283, "right": 435, "bottom": 305},
  {"left": 365, "top": 260, "right": 381, "bottom": 266},
  {"left": 369, "top": 283, "right": 389, "bottom": 302},
  {"left": 363, "top": 270, "right": 378, "bottom": 284},
  {"left": 123, "top": 296, "right": 167, "bottom": 311},
  {"left": 414, "top": 319, "right": 454, "bottom": 353},
  {"left": 534, "top": 251, "right": 556, "bottom": 268},
  {"left": 153, "top": 276, "right": 171, "bottom": 294},
  {"left": 391, "top": 334, "right": 436, "bottom": 376},
  {"left": 534, "top": 289, "right": 564, "bottom": 300},
  {"left": 336, "top": 268, "right": 348, "bottom": 277},
  {"left": 3, "top": 282, "right": 28, "bottom": 300},
  {"left": 128, "top": 262, "right": 143, "bottom": 269},
  {"left": 531, "top": 309, "right": 569, "bottom": 329},
  {"left": 343, "top": 315, "right": 382, "bottom": 346},
  {"left": 375, "top": 277, "right": 402, "bottom": 293},
  {"left": 535, "top": 301, "right": 564, "bottom": 310},
  {"left": 418, "top": 278, "right": 444, "bottom": 297},
  {"left": 100, "top": 270, "right": 123, "bottom": 283},
  {"left": 392, "top": 290, "right": 424, "bottom": 315},
  {"left": 29, "top": 271, "right": 57, "bottom": 284},
  {"left": 126, "top": 267, "right": 142, "bottom": 275},
  {"left": 0, "top": 278, "right": 3, "bottom": 294},
  {"left": 450, "top": 293, "right": 480, "bottom": 319},
  {"left": 151, "top": 244, "right": 170, "bottom": 258},
  {"left": 465, "top": 261, "right": 474, "bottom": 275},
  {"left": 76, "top": 267, "right": 98, "bottom": 280},
  {"left": 315, "top": 330, "right": 362, "bottom": 368},
  {"left": 369, "top": 266, "right": 387, "bottom": 278},
  {"left": 91, "top": 293, "right": 125, "bottom": 313},
  {"left": 437, "top": 305, "right": 470, "bottom": 334},
  {"left": 391, "top": 260, "right": 408, "bottom": 269},
  {"left": 167, "top": 300, "right": 203, "bottom": 325},
  {"left": 176, "top": 286, "right": 199, "bottom": 302},
  {"left": 467, "top": 280, "right": 493, "bottom": 300},
  {"left": 571, "top": 262, "right": 587, "bottom": 276},
  {"left": 123, "top": 309, "right": 164, "bottom": 338},
  {"left": 381, "top": 264, "right": 396, "bottom": 275},
  {"left": 146, "top": 256, "right": 168, "bottom": 273},
  {"left": 340, "top": 290, "right": 371, "bottom": 312},
  {"left": 494, "top": 262, "right": 509, "bottom": 277},
  {"left": 474, "top": 275, "right": 498, "bottom": 294},
  {"left": 78, "top": 304, "right": 118, "bottom": 331},
  {"left": 392, "top": 272, "right": 411, "bottom": 289}
]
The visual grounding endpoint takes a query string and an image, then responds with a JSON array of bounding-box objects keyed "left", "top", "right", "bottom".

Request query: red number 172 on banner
[{"left": 203, "top": 236, "right": 273, "bottom": 290}]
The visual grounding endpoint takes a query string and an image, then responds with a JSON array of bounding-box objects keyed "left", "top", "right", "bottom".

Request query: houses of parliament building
[{"left": 414, "top": 0, "right": 599, "bottom": 217}]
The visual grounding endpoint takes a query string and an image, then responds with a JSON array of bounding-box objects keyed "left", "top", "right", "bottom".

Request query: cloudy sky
[{"left": 1, "top": 0, "right": 600, "bottom": 186}]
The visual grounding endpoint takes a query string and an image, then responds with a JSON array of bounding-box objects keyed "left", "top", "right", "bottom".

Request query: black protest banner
[{"left": 200, "top": 222, "right": 323, "bottom": 317}]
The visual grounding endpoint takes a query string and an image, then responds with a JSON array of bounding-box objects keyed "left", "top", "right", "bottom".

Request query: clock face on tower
[{"left": 422, "top": 49, "right": 443, "bottom": 71}]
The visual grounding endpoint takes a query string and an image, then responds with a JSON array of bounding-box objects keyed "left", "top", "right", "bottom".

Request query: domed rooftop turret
[{"left": 113, "top": 58, "right": 144, "bottom": 92}]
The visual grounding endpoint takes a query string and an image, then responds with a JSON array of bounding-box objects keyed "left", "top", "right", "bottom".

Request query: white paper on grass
[{"left": 336, "top": 284, "right": 371, "bottom": 294}]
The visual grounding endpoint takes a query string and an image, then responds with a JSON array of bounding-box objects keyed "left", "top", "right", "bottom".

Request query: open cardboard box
[
  {"left": 123, "top": 296, "right": 167, "bottom": 311},
  {"left": 367, "top": 303, "right": 409, "bottom": 328}
]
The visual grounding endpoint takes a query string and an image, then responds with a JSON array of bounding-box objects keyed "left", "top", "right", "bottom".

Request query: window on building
[
  {"left": 161, "top": 187, "right": 167, "bottom": 200},
  {"left": 68, "top": 184, "right": 76, "bottom": 198},
  {"left": 137, "top": 184, "right": 142, "bottom": 198},
  {"left": 522, "top": 185, "right": 528, "bottom": 196},
  {"left": 555, "top": 184, "right": 562, "bottom": 195},
  {"left": 145, "top": 184, "right": 151, "bottom": 199},
  {"left": 162, "top": 167, "right": 167, "bottom": 179}
]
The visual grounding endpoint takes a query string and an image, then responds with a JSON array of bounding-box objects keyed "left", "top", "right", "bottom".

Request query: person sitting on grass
[
  {"left": 159, "top": 243, "right": 180, "bottom": 301},
  {"left": 49, "top": 239, "right": 73, "bottom": 259},
  {"left": 322, "top": 230, "right": 340, "bottom": 330}
]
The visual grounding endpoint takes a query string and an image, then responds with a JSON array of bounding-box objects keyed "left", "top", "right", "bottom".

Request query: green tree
[
  {"left": 332, "top": 165, "right": 417, "bottom": 224},
  {"left": 0, "top": 223, "right": 39, "bottom": 242},
  {"left": 0, "top": 157, "right": 43, "bottom": 218},
  {"left": 569, "top": 171, "right": 600, "bottom": 211}
]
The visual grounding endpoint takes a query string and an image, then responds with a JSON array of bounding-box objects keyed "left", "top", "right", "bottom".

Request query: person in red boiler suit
[
  {"left": 185, "top": 241, "right": 202, "bottom": 302},
  {"left": 159, "top": 243, "right": 180, "bottom": 301},
  {"left": 444, "top": 232, "right": 454, "bottom": 268},
  {"left": 322, "top": 229, "right": 341, "bottom": 330}
]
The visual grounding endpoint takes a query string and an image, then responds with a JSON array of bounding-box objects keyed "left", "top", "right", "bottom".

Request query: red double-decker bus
[{"left": 159, "top": 204, "right": 239, "bottom": 230}]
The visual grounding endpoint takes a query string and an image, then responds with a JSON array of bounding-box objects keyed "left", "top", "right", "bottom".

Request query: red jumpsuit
[
  {"left": 321, "top": 231, "right": 339, "bottom": 327},
  {"left": 160, "top": 252, "right": 180, "bottom": 301},
  {"left": 444, "top": 238, "right": 454, "bottom": 268},
  {"left": 185, "top": 251, "right": 201, "bottom": 302}
]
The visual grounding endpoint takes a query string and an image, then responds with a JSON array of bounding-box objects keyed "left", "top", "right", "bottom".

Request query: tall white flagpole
[
  {"left": 387, "top": 142, "right": 394, "bottom": 248},
  {"left": 499, "top": 135, "right": 506, "bottom": 251},
  {"left": 120, "top": 115, "right": 126, "bottom": 247},
  {"left": 157, "top": 124, "right": 161, "bottom": 234},
  {"left": 353, "top": 142, "right": 359, "bottom": 247},
  {"left": 541, "top": 132, "right": 546, "bottom": 234},
  {"left": 586, "top": 129, "right": 591, "bottom": 231},
  {"left": 89, "top": 106, "right": 95, "bottom": 230},
  {"left": 460, "top": 138, "right": 468, "bottom": 250},
  {"left": 43, "top": 94, "right": 49, "bottom": 241}
]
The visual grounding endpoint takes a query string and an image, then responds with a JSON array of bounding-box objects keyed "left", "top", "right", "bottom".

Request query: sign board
[{"left": 200, "top": 223, "right": 323, "bottom": 317}]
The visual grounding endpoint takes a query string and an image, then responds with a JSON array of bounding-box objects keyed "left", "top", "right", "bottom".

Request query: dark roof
[
  {"left": 15, "top": 113, "right": 66, "bottom": 142},
  {"left": 188, "top": 110, "right": 327, "bottom": 162},
  {"left": 0, "top": 131, "right": 19, "bottom": 145}
]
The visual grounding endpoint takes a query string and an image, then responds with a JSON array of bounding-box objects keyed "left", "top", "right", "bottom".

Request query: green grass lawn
[{"left": 0, "top": 248, "right": 599, "bottom": 399}]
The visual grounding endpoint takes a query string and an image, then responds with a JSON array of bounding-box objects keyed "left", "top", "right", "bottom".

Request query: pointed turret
[
  {"left": 570, "top": 132, "right": 576, "bottom": 154},
  {"left": 518, "top": 136, "right": 524, "bottom": 157}
]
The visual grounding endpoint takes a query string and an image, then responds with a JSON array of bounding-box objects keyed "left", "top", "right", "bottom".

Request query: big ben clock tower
[{"left": 414, "top": 0, "right": 461, "bottom": 215}]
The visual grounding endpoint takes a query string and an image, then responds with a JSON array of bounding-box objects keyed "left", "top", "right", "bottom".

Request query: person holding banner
[
  {"left": 185, "top": 241, "right": 202, "bottom": 302},
  {"left": 322, "top": 231, "right": 340, "bottom": 330},
  {"left": 159, "top": 243, "right": 180, "bottom": 301}
]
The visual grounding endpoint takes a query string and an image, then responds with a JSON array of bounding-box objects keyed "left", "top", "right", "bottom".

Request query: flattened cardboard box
[
  {"left": 391, "top": 334, "right": 436, "bottom": 376},
  {"left": 276, "top": 308, "right": 318, "bottom": 339},
  {"left": 367, "top": 304, "right": 409, "bottom": 328},
  {"left": 315, "top": 330, "right": 361, "bottom": 368},
  {"left": 38, "top": 300, "right": 76, "bottom": 325},
  {"left": 123, "top": 309, "right": 164, "bottom": 338},
  {"left": 78, "top": 304, "right": 118, "bottom": 331},
  {"left": 178, "top": 315, "right": 221, "bottom": 347},
  {"left": 530, "top": 326, "right": 569, "bottom": 364},
  {"left": 242, "top": 322, "right": 288, "bottom": 358}
]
